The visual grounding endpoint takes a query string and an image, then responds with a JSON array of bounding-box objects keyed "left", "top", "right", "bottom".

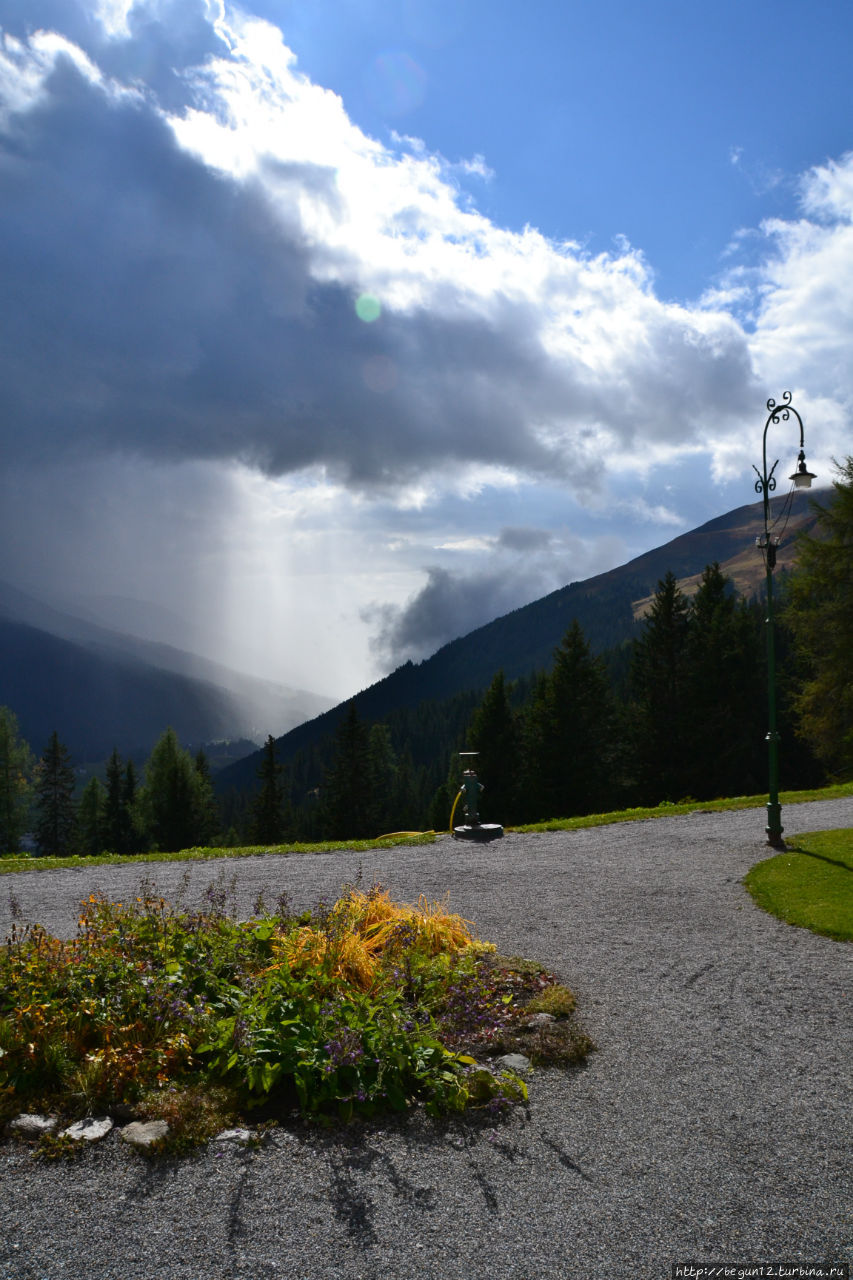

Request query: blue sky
[
  {"left": 0, "top": 0, "right": 850, "bottom": 706},
  {"left": 272, "top": 0, "right": 853, "bottom": 301}
]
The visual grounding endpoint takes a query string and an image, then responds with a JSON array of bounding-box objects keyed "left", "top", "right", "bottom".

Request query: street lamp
[{"left": 752, "top": 392, "right": 816, "bottom": 848}]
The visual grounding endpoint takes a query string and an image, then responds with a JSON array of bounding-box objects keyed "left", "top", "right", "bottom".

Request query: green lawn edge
[
  {"left": 509, "top": 781, "right": 853, "bottom": 834},
  {"left": 743, "top": 828, "right": 853, "bottom": 942},
  {"left": 0, "top": 832, "right": 436, "bottom": 875}
]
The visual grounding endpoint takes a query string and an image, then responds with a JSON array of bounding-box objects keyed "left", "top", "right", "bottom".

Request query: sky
[{"left": 0, "top": 0, "right": 851, "bottom": 706}]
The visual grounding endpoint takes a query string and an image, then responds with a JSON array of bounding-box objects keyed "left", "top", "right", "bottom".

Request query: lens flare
[{"left": 355, "top": 293, "right": 382, "bottom": 323}]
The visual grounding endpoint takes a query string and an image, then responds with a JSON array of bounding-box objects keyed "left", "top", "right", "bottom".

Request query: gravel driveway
[{"left": 1, "top": 800, "right": 851, "bottom": 1280}]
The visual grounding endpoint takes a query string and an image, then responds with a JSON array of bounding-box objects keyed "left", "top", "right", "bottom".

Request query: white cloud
[
  {"left": 0, "top": 2, "right": 767, "bottom": 502},
  {"left": 0, "top": 0, "right": 851, "bottom": 692},
  {"left": 800, "top": 151, "right": 853, "bottom": 223},
  {"left": 94, "top": 0, "right": 135, "bottom": 40}
]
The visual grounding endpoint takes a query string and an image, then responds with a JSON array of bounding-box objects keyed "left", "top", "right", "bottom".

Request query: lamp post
[{"left": 752, "top": 392, "right": 816, "bottom": 848}]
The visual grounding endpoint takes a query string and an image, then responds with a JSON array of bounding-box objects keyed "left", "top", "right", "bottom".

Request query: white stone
[
  {"left": 8, "top": 1113, "right": 58, "bottom": 1137},
  {"left": 120, "top": 1120, "right": 169, "bottom": 1148},
  {"left": 214, "top": 1128, "right": 253, "bottom": 1143},
  {"left": 495, "top": 1052, "right": 531, "bottom": 1072},
  {"left": 524, "top": 1012, "right": 556, "bottom": 1027},
  {"left": 61, "top": 1116, "right": 114, "bottom": 1142}
]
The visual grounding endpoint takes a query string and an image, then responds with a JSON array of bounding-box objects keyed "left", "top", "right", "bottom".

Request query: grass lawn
[
  {"left": 0, "top": 832, "right": 436, "bottom": 875},
  {"left": 743, "top": 828, "right": 853, "bottom": 942},
  {"left": 510, "top": 781, "right": 853, "bottom": 833}
]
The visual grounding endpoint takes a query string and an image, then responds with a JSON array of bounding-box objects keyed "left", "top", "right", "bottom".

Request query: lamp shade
[{"left": 790, "top": 452, "right": 816, "bottom": 489}]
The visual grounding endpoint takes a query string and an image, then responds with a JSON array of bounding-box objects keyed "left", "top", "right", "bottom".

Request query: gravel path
[{"left": 1, "top": 800, "right": 851, "bottom": 1280}]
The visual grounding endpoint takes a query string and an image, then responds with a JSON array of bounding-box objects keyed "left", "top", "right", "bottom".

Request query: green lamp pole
[{"left": 752, "top": 393, "right": 816, "bottom": 848}]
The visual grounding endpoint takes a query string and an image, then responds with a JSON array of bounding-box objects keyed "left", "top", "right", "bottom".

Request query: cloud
[
  {"left": 496, "top": 526, "right": 553, "bottom": 553},
  {"left": 750, "top": 157, "right": 853, "bottom": 406},
  {"left": 0, "top": 1, "right": 764, "bottom": 500},
  {"left": 366, "top": 524, "right": 629, "bottom": 667},
  {"left": 728, "top": 144, "right": 784, "bottom": 197},
  {"left": 0, "top": 1, "right": 851, "bottom": 690},
  {"left": 366, "top": 565, "right": 540, "bottom": 665}
]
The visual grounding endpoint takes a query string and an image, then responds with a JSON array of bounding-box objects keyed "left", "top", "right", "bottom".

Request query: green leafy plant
[{"left": 0, "top": 884, "right": 592, "bottom": 1143}]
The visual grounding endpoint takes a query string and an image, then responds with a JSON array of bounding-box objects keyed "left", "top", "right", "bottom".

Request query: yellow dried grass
[
  {"left": 276, "top": 927, "right": 379, "bottom": 991},
  {"left": 272, "top": 890, "right": 476, "bottom": 991}
]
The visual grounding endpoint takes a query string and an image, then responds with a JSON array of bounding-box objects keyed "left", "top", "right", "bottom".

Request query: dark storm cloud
[
  {"left": 496, "top": 525, "right": 553, "bottom": 552},
  {"left": 0, "top": 7, "right": 764, "bottom": 496},
  {"left": 367, "top": 566, "right": 524, "bottom": 665},
  {"left": 0, "top": 36, "right": 578, "bottom": 488},
  {"left": 367, "top": 557, "right": 566, "bottom": 667}
]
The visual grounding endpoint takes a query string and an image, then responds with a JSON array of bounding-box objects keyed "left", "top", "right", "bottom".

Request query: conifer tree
[
  {"left": 522, "top": 622, "right": 617, "bottom": 821},
  {"left": 783, "top": 457, "right": 853, "bottom": 776},
  {"left": 34, "top": 731, "right": 77, "bottom": 857},
  {"left": 123, "top": 759, "right": 139, "bottom": 848},
  {"left": 104, "top": 748, "right": 126, "bottom": 854},
  {"left": 78, "top": 776, "right": 106, "bottom": 857},
  {"left": 628, "top": 572, "right": 693, "bottom": 803},
  {"left": 140, "top": 728, "right": 204, "bottom": 853},
  {"left": 103, "top": 748, "right": 139, "bottom": 854},
  {"left": 193, "top": 748, "right": 220, "bottom": 846},
  {"left": 0, "top": 707, "right": 34, "bottom": 854},
  {"left": 368, "top": 722, "right": 398, "bottom": 834},
  {"left": 468, "top": 671, "right": 521, "bottom": 822},
  {"left": 389, "top": 742, "right": 423, "bottom": 833},
  {"left": 323, "top": 703, "right": 374, "bottom": 839},
  {"left": 250, "top": 735, "right": 287, "bottom": 843},
  {"left": 684, "top": 563, "right": 765, "bottom": 799}
]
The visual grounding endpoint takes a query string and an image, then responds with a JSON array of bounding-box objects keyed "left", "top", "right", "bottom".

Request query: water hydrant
[
  {"left": 452, "top": 752, "right": 502, "bottom": 841},
  {"left": 461, "top": 768, "right": 484, "bottom": 826}
]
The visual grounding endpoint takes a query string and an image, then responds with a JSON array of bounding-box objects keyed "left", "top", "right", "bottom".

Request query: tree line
[
  {"left": 0, "top": 725, "right": 219, "bottom": 858},
  {"left": 2, "top": 458, "right": 850, "bottom": 854}
]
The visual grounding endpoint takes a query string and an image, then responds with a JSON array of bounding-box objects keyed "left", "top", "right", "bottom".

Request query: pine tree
[
  {"left": 250, "top": 735, "right": 287, "bottom": 843},
  {"left": 103, "top": 749, "right": 140, "bottom": 854},
  {"left": 684, "top": 563, "right": 765, "bottom": 799},
  {"left": 468, "top": 671, "right": 521, "bottom": 823},
  {"left": 367, "top": 722, "right": 398, "bottom": 834},
  {"left": 34, "top": 731, "right": 77, "bottom": 857},
  {"left": 322, "top": 703, "right": 374, "bottom": 839},
  {"left": 628, "top": 572, "right": 693, "bottom": 803},
  {"left": 123, "top": 759, "right": 140, "bottom": 851},
  {"left": 522, "top": 622, "right": 617, "bottom": 821},
  {"left": 193, "top": 748, "right": 220, "bottom": 846},
  {"left": 0, "top": 707, "right": 34, "bottom": 853},
  {"left": 388, "top": 742, "right": 420, "bottom": 833},
  {"left": 104, "top": 748, "right": 125, "bottom": 853},
  {"left": 78, "top": 777, "right": 106, "bottom": 857},
  {"left": 140, "top": 728, "right": 204, "bottom": 853},
  {"left": 783, "top": 457, "right": 853, "bottom": 777}
]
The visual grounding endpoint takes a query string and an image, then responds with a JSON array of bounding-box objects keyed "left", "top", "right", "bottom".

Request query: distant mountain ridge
[
  {"left": 216, "top": 489, "right": 825, "bottom": 794},
  {"left": 0, "top": 581, "right": 335, "bottom": 760}
]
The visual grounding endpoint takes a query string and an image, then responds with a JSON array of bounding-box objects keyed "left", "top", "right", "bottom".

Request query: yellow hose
[
  {"left": 448, "top": 788, "right": 464, "bottom": 834},
  {"left": 374, "top": 830, "right": 435, "bottom": 841}
]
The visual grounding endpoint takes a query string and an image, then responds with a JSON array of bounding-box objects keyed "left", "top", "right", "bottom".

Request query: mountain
[
  {"left": 0, "top": 581, "right": 335, "bottom": 760},
  {"left": 216, "top": 489, "right": 825, "bottom": 793}
]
